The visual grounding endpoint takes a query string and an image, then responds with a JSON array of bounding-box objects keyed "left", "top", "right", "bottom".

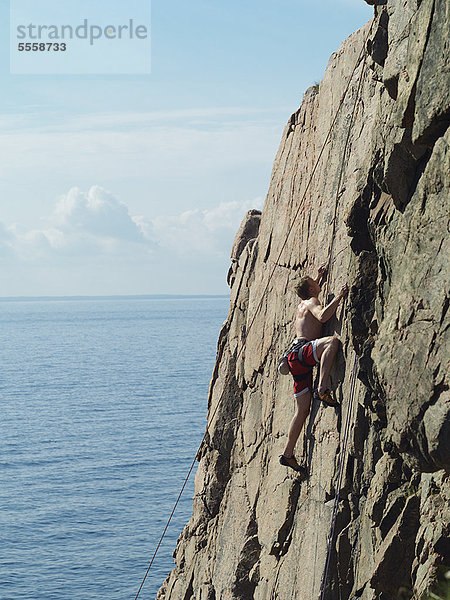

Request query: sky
[{"left": 0, "top": 0, "right": 373, "bottom": 296}]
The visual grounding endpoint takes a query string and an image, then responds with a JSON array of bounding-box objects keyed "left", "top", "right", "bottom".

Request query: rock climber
[{"left": 278, "top": 263, "right": 348, "bottom": 474}]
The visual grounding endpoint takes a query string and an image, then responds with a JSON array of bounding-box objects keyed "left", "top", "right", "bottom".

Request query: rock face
[
  {"left": 157, "top": 1, "right": 449, "bottom": 599},
  {"left": 228, "top": 210, "right": 262, "bottom": 288}
]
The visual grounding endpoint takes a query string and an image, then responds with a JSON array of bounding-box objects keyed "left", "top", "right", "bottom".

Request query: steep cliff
[{"left": 157, "top": 1, "right": 449, "bottom": 598}]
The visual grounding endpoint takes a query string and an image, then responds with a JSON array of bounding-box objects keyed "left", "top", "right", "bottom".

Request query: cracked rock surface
[{"left": 157, "top": 1, "right": 449, "bottom": 598}]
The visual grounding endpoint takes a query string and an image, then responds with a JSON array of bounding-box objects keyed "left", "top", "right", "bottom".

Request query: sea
[{"left": 0, "top": 295, "right": 229, "bottom": 600}]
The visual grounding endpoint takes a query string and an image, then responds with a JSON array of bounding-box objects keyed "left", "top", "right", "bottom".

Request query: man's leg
[
  {"left": 314, "top": 336, "right": 340, "bottom": 394},
  {"left": 282, "top": 390, "right": 312, "bottom": 458}
]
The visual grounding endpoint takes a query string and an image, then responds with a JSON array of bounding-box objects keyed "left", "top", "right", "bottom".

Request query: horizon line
[{"left": 0, "top": 293, "right": 230, "bottom": 302}]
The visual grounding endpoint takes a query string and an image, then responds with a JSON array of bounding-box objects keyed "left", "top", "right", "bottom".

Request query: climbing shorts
[{"left": 287, "top": 338, "right": 319, "bottom": 398}]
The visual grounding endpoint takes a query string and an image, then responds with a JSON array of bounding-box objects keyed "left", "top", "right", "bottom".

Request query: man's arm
[{"left": 308, "top": 284, "right": 349, "bottom": 323}]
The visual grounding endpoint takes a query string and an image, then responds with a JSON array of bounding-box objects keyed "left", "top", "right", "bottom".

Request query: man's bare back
[
  {"left": 296, "top": 299, "right": 324, "bottom": 341},
  {"left": 295, "top": 275, "right": 348, "bottom": 341}
]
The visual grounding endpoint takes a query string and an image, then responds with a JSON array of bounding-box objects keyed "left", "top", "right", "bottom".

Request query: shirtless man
[{"left": 278, "top": 264, "right": 348, "bottom": 473}]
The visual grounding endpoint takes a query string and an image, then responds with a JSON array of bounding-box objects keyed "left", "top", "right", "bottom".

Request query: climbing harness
[
  {"left": 279, "top": 338, "right": 314, "bottom": 382},
  {"left": 133, "top": 21, "right": 373, "bottom": 600}
]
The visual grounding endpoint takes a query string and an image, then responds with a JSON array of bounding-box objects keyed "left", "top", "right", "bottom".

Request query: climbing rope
[
  {"left": 317, "top": 24, "right": 370, "bottom": 600},
  {"left": 323, "top": 38, "right": 369, "bottom": 301},
  {"left": 133, "top": 21, "right": 373, "bottom": 600},
  {"left": 319, "top": 354, "right": 359, "bottom": 600}
]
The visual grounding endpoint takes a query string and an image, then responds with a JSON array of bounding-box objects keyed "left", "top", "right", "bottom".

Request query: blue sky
[{"left": 0, "top": 0, "right": 373, "bottom": 296}]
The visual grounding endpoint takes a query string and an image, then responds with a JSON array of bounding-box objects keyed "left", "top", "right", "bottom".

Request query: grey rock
[
  {"left": 156, "top": 2, "right": 449, "bottom": 598},
  {"left": 230, "top": 210, "right": 261, "bottom": 262}
]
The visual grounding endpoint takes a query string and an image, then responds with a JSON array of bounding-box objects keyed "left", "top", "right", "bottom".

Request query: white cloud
[
  {"left": 0, "top": 107, "right": 289, "bottom": 134},
  {"left": 0, "top": 222, "right": 15, "bottom": 259},
  {"left": 0, "top": 185, "right": 264, "bottom": 295},
  {"left": 151, "top": 197, "right": 263, "bottom": 257},
  {"left": 0, "top": 109, "right": 283, "bottom": 199},
  {"left": 2, "top": 186, "right": 155, "bottom": 264},
  {"left": 51, "top": 186, "right": 146, "bottom": 243},
  {"left": 2, "top": 186, "right": 262, "bottom": 263}
]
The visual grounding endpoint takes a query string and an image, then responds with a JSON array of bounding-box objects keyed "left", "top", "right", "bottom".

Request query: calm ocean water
[{"left": 0, "top": 296, "right": 229, "bottom": 600}]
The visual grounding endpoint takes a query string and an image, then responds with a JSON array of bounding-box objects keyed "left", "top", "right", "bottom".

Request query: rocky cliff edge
[{"left": 157, "top": 1, "right": 449, "bottom": 598}]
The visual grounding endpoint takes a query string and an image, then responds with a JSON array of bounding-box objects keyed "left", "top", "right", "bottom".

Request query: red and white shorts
[{"left": 287, "top": 338, "right": 319, "bottom": 398}]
